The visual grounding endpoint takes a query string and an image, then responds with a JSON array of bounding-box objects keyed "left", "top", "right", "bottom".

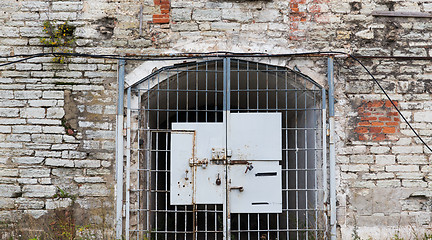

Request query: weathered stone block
[
  {"left": 12, "top": 125, "right": 42, "bottom": 133},
  {"left": 392, "top": 146, "right": 423, "bottom": 154},
  {"left": 192, "top": 9, "right": 221, "bottom": 21},
  {"left": 42, "top": 91, "right": 64, "bottom": 99},
  {"left": 340, "top": 164, "right": 369, "bottom": 172},
  {"left": 78, "top": 184, "right": 109, "bottom": 197},
  {"left": 45, "top": 158, "right": 74, "bottom": 168},
  {"left": 74, "top": 176, "right": 105, "bottom": 183},
  {"left": 16, "top": 198, "right": 45, "bottom": 209},
  {"left": 28, "top": 100, "right": 57, "bottom": 107},
  {"left": 22, "top": 185, "right": 56, "bottom": 198},
  {"left": 375, "top": 155, "right": 396, "bottom": 165},
  {"left": 386, "top": 165, "right": 419, "bottom": 172},
  {"left": 397, "top": 155, "right": 428, "bottom": 164},
  {"left": 42, "top": 126, "right": 65, "bottom": 134},
  {"left": 171, "top": 8, "right": 192, "bottom": 21},
  {"left": 0, "top": 184, "right": 21, "bottom": 197},
  {"left": 0, "top": 169, "right": 19, "bottom": 177},
  {"left": 32, "top": 134, "right": 62, "bottom": 144},
  {"left": 45, "top": 198, "right": 73, "bottom": 209},
  {"left": 350, "top": 155, "right": 374, "bottom": 164},
  {"left": 52, "top": 1, "right": 83, "bottom": 11},
  {"left": 0, "top": 198, "right": 15, "bottom": 209},
  {"left": 18, "top": 178, "right": 38, "bottom": 185},
  {"left": 20, "top": 108, "right": 45, "bottom": 118},
  {"left": 0, "top": 108, "right": 19, "bottom": 117},
  {"left": 12, "top": 157, "right": 44, "bottom": 164},
  {"left": 19, "top": 168, "right": 50, "bottom": 178},
  {"left": 74, "top": 160, "right": 101, "bottom": 168},
  {"left": 14, "top": 90, "right": 42, "bottom": 99},
  {"left": 171, "top": 23, "right": 199, "bottom": 32},
  {"left": 46, "top": 107, "right": 65, "bottom": 118}
]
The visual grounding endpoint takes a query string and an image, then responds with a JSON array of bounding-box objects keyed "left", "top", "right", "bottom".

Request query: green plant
[
  {"left": 61, "top": 117, "right": 76, "bottom": 136},
  {"left": 40, "top": 20, "right": 76, "bottom": 63},
  {"left": 352, "top": 218, "right": 361, "bottom": 240},
  {"left": 53, "top": 187, "right": 76, "bottom": 201}
]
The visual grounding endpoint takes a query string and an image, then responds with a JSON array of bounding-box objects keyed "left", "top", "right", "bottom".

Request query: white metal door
[{"left": 170, "top": 113, "right": 282, "bottom": 211}]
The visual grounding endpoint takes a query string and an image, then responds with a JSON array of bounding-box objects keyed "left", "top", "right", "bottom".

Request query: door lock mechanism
[
  {"left": 245, "top": 164, "right": 254, "bottom": 173},
  {"left": 216, "top": 173, "right": 221, "bottom": 185},
  {"left": 230, "top": 186, "right": 244, "bottom": 192}
]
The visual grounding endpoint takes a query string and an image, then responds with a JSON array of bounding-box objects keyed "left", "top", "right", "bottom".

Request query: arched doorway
[{"left": 125, "top": 58, "right": 327, "bottom": 239}]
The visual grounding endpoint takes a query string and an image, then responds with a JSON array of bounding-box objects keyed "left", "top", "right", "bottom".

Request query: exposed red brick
[
  {"left": 382, "top": 127, "right": 396, "bottom": 134},
  {"left": 358, "top": 121, "right": 370, "bottom": 126},
  {"left": 153, "top": 16, "right": 170, "bottom": 24},
  {"left": 379, "top": 117, "right": 391, "bottom": 121},
  {"left": 385, "top": 100, "right": 398, "bottom": 108},
  {"left": 371, "top": 122, "right": 384, "bottom": 126},
  {"left": 369, "top": 127, "right": 382, "bottom": 133},
  {"left": 355, "top": 127, "right": 368, "bottom": 134},
  {"left": 152, "top": 0, "right": 170, "bottom": 24},
  {"left": 361, "top": 117, "right": 377, "bottom": 121},
  {"left": 354, "top": 100, "right": 400, "bottom": 142},
  {"left": 372, "top": 134, "right": 386, "bottom": 141},
  {"left": 368, "top": 100, "right": 384, "bottom": 108}
]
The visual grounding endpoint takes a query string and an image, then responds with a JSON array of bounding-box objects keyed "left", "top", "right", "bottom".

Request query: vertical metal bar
[
  {"left": 137, "top": 88, "right": 141, "bottom": 240},
  {"left": 314, "top": 92, "right": 319, "bottom": 240},
  {"left": 237, "top": 60, "right": 240, "bottom": 111},
  {"left": 215, "top": 61, "right": 218, "bottom": 122},
  {"left": 222, "top": 57, "right": 230, "bottom": 240},
  {"left": 284, "top": 70, "right": 289, "bottom": 239},
  {"left": 116, "top": 59, "right": 126, "bottom": 240},
  {"left": 205, "top": 62, "right": 208, "bottom": 122},
  {"left": 166, "top": 69, "right": 170, "bottom": 240},
  {"left": 155, "top": 74, "right": 160, "bottom": 240},
  {"left": 328, "top": 57, "right": 336, "bottom": 240},
  {"left": 295, "top": 89, "right": 299, "bottom": 240},
  {"left": 146, "top": 75, "right": 151, "bottom": 240},
  {"left": 186, "top": 67, "right": 189, "bottom": 121},
  {"left": 256, "top": 63, "right": 259, "bottom": 111},
  {"left": 125, "top": 87, "right": 131, "bottom": 240},
  {"left": 304, "top": 91, "right": 308, "bottom": 239},
  {"left": 266, "top": 65, "right": 269, "bottom": 111},
  {"left": 196, "top": 63, "right": 199, "bottom": 121},
  {"left": 246, "top": 62, "right": 249, "bottom": 110}
]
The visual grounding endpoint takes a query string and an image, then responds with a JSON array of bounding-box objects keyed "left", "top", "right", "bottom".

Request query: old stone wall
[{"left": 0, "top": 0, "right": 431, "bottom": 239}]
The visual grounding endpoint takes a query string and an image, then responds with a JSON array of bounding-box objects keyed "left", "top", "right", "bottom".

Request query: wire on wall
[{"left": 0, "top": 51, "right": 431, "bottom": 152}]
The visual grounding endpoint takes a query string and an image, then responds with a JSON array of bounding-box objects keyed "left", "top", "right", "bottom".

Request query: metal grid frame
[{"left": 125, "top": 58, "right": 328, "bottom": 240}]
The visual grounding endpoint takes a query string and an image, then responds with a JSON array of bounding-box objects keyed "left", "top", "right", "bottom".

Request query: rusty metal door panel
[{"left": 170, "top": 130, "right": 195, "bottom": 205}]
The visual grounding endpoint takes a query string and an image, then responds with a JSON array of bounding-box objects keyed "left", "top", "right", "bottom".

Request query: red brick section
[
  {"left": 289, "top": 0, "right": 329, "bottom": 40},
  {"left": 153, "top": 0, "right": 170, "bottom": 24},
  {"left": 354, "top": 100, "right": 400, "bottom": 141},
  {"left": 289, "top": 0, "right": 307, "bottom": 40}
]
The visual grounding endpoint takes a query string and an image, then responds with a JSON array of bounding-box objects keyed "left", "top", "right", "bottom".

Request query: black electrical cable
[
  {"left": 346, "top": 53, "right": 432, "bottom": 153},
  {"left": 0, "top": 50, "right": 430, "bottom": 152}
]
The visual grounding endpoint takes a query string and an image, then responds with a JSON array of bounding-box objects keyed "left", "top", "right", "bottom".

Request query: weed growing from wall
[{"left": 40, "top": 21, "right": 76, "bottom": 63}]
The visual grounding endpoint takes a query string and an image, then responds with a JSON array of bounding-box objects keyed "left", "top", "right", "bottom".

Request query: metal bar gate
[{"left": 124, "top": 58, "right": 328, "bottom": 239}]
